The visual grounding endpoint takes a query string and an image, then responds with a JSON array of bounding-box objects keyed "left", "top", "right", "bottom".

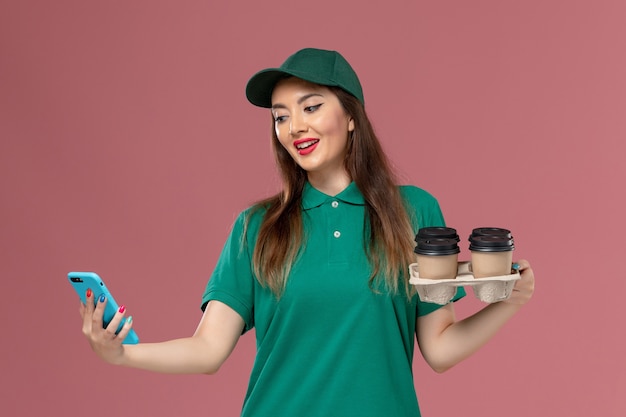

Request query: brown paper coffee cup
[
  {"left": 469, "top": 234, "right": 515, "bottom": 279},
  {"left": 414, "top": 236, "right": 460, "bottom": 280},
  {"left": 416, "top": 253, "right": 459, "bottom": 280}
]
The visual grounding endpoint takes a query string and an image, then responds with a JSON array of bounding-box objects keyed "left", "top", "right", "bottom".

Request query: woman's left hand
[{"left": 504, "top": 259, "right": 535, "bottom": 305}]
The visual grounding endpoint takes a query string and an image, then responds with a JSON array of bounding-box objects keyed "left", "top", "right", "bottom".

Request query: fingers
[
  {"left": 513, "top": 259, "right": 531, "bottom": 271},
  {"left": 506, "top": 259, "right": 535, "bottom": 305},
  {"left": 104, "top": 304, "right": 128, "bottom": 339},
  {"left": 83, "top": 293, "right": 127, "bottom": 340},
  {"left": 115, "top": 315, "right": 134, "bottom": 342},
  {"left": 92, "top": 294, "right": 106, "bottom": 332},
  {"left": 82, "top": 288, "right": 94, "bottom": 315},
  {"left": 515, "top": 260, "right": 535, "bottom": 286},
  {"left": 81, "top": 288, "right": 94, "bottom": 336}
]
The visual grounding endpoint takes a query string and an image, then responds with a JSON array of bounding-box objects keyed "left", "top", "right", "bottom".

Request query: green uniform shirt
[{"left": 202, "top": 182, "right": 465, "bottom": 417}]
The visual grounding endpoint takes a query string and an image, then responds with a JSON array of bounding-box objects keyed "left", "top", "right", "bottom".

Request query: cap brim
[{"left": 245, "top": 69, "right": 292, "bottom": 108}]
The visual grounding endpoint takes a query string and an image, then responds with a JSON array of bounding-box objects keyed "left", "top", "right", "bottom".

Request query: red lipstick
[{"left": 293, "top": 138, "right": 320, "bottom": 155}]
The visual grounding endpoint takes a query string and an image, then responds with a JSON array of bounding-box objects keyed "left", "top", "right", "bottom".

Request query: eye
[
  {"left": 304, "top": 104, "right": 322, "bottom": 113},
  {"left": 274, "top": 114, "right": 288, "bottom": 123}
]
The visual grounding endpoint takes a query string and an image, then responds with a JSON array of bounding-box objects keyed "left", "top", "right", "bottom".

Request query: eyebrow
[{"left": 271, "top": 93, "right": 324, "bottom": 110}]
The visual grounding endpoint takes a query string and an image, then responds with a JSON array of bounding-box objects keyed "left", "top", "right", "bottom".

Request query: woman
[{"left": 80, "top": 48, "right": 535, "bottom": 416}]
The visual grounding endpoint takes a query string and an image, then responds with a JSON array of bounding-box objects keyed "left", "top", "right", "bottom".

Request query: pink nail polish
[{"left": 118, "top": 305, "right": 126, "bottom": 314}]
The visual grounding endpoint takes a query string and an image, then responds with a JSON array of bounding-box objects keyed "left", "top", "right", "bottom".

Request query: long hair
[{"left": 249, "top": 86, "right": 416, "bottom": 297}]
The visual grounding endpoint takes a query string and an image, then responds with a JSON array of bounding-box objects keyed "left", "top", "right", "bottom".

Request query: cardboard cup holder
[{"left": 409, "top": 261, "right": 521, "bottom": 304}]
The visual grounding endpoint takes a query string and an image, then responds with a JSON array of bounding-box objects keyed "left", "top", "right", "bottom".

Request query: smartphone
[{"left": 68, "top": 271, "right": 139, "bottom": 344}]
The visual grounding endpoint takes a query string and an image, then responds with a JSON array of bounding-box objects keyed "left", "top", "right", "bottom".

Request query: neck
[{"left": 307, "top": 169, "right": 351, "bottom": 196}]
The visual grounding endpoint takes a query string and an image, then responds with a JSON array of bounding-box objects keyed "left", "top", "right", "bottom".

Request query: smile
[
  {"left": 294, "top": 139, "right": 319, "bottom": 150},
  {"left": 293, "top": 139, "right": 320, "bottom": 155}
]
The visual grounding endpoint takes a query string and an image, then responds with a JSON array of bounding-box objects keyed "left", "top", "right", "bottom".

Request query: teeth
[{"left": 296, "top": 140, "right": 319, "bottom": 149}]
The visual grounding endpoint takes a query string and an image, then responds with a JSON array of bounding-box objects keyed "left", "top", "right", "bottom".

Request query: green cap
[{"left": 245, "top": 48, "right": 364, "bottom": 108}]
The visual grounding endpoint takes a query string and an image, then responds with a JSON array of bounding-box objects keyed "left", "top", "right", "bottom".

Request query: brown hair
[{"left": 248, "top": 86, "right": 416, "bottom": 297}]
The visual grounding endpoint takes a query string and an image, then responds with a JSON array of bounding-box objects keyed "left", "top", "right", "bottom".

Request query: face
[{"left": 271, "top": 77, "right": 355, "bottom": 181}]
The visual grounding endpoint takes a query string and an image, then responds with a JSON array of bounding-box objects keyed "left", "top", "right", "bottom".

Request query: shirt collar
[{"left": 302, "top": 181, "right": 365, "bottom": 210}]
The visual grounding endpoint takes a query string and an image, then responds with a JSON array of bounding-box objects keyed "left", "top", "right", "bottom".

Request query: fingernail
[
  {"left": 99, "top": 294, "right": 106, "bottom": 303},
  {"left": 86, "top": 288, "right": 92, "bottom": 298},
  {"left": 126, "top": 316, "right": 133, "bottom": 325},
  {"left": 512, "top": 263, "right": 520, "bottom": 270},
  {"left": 118, "top": 305, "right": 126, "bottom": 314}
]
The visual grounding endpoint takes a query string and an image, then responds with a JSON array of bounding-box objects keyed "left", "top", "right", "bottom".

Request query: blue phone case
[{"left": 68, "top": 271, "right": 139, "bottom": 344}]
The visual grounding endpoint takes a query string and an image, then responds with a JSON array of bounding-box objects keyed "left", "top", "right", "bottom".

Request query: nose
[{"left": 289, "top": 112, "right": 307, "bottom": 136}]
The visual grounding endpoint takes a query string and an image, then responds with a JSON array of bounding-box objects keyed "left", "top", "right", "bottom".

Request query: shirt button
[
  {"left": 333, "top": 231, "right": 341, "bottom": 238},
  {"left": 331, "top": 201, "right": 339, "bottom": 208}
]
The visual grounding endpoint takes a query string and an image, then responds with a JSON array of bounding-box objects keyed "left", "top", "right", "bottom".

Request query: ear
[{"left": 348, "top": 117, "right": 355, "bottom": 132}]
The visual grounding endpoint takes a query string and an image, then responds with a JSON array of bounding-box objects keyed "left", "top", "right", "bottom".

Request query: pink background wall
[{"left": 1, "top": 0, "right": 624, "bottom": 415}]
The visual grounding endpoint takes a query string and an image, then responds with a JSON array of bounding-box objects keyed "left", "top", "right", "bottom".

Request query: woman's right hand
[
  {"left": 79, "top": 288, "right": 133, "bottom": 366},
  {"left": 79, "top": 293, "right": 243, "bottom": 374}
]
